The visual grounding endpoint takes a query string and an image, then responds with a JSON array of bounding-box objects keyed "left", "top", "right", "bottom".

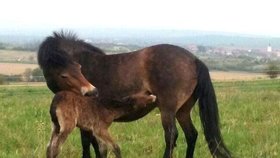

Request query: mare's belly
[{"left": 114, "top": 104, "right": 156, "bottom": 122}]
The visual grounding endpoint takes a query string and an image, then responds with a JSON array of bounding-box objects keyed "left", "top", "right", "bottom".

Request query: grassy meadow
[{"left": 0, "top": 79, "right": 279, "bottom": 158}]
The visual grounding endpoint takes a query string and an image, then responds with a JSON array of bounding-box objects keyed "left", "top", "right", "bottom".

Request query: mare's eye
[{"left": 61, "top": 74, "right": 68, "bottom": 78}]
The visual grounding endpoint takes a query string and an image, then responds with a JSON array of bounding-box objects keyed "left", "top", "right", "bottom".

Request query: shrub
[
  {"left": 0, "top": 75, "right": 4, "bottom": 85},
  {"left": 265, "top": 62, "right": 280, "bottom": 79}
]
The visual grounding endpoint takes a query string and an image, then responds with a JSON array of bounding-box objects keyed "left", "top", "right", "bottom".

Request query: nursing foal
[{"left": 47, "top": 91, "right": 156, "bottom": 158}]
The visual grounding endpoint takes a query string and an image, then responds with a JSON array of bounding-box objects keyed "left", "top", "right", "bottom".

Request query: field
[
  {"left": 0, "top": 62, "right": 268, "bottom": 81},
  {"left": 209, "top": 71, "right": 267, "bottom": 81},
  {"left": 0, "top": 49, "right": 270, "bottom": 80},
  {"left": 0, "top": 63, "right": 38, "bottom": 75},
  {"left": 0, "top": 79, "right": 279, "bottom": 158},
  {"left": 0, "top": 49, "right": 38, "bottom": 75},
  {"left": 0, "top": 49, "right": 36, "bottom": 64}
]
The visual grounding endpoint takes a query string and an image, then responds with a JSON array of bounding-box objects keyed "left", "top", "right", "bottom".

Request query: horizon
[
  {"left": 0, "top": 27, "right": 279, "bottom": 38},
  {"left": 1, "top": 27, "right": 280, "bottom": 50}
]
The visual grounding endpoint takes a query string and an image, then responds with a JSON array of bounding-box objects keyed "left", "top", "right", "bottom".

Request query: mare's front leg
[
  {"left": 80, "top": 129, "right": 101, "bottom": 158},
  {"left": 160, "top": 111, "right": 178, "bottom": 158}
]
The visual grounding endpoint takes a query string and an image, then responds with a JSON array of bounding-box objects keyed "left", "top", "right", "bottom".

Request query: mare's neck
[{"left": 76, "top": 52, "right": 105, "bottom": 82}]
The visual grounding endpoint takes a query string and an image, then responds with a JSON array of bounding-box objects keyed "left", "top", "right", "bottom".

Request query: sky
[{"left": 0, "top": 0, "right": 280, "bottom": 36}]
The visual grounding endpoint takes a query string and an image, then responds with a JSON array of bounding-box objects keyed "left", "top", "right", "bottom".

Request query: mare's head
[{"left": 38, "top": 35, "right": 97, "bottom": 96}]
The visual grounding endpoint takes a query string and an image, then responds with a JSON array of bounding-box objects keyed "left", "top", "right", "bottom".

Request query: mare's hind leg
[
  {"left": 80, "top": 129, "right": 101, "bottom": 158},
  {"left": 176, "top": 96, "right": 198, "bottom": 158},
  {"left": 47, "top": 123, "right": 72, "bottom": 158}
]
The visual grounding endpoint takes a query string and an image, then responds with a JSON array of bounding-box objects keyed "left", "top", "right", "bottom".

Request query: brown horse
[
  {"left": 38, "top": 31, "right": 232, "bottom": 158},
  {"left": 47, "top": 91, "right": 156, "bottom": 158}
]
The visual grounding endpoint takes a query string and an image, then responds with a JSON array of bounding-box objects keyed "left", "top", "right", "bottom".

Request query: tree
[
  {"left": 22, "top": 68, "right": 33, "bottom": 82},
  {"left": 0, "top": 75, "right": 5, "bottom": 85},
  {"left": 31, "top": 68, "right": 44, "bottom": 82},
  {"left": 21, "top": 67, "right": 45, "bottom": 82},
  {"left": 265, "top": 62, "right": 280, "bottom": 79},
  {"left": 197, "top": 45, "right": 207, "bottom": 53}
]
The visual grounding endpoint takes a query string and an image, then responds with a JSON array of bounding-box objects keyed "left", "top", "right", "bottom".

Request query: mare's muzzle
[{"left": 81, "top": 84, "right": 98, "bottom": 97}]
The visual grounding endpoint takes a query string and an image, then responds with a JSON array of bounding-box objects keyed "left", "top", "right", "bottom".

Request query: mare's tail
[{"left": 194, "top": 59, "right": 231, "bottom": 158}]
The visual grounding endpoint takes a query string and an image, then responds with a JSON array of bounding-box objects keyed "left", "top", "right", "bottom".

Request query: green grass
[{"left": 0, "top": 80, "right": 279, "bottom": 158}]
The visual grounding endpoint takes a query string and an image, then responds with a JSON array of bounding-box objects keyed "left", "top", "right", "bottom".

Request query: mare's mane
[
  {"left": 53, "top": 31, "right": 105, "bottom": 55},
  {"left": 38, "top": 31, "right": 105, "bottom": 69}
]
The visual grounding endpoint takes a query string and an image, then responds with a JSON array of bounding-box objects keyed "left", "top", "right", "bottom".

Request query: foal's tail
[{"left": 194, "top": 59, "right": 231, "bottom": 158}]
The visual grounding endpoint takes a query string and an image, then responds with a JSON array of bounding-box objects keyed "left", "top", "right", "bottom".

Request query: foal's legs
[
  {"left": 94, "top": 128, "right": 121, "bottom": 158},
  {"left": 176, "top": 96, "right": 198, "bottom": 158},
  {"left": 80, "top": 129, "right": 101, "bottom": 158},
  {"left": 47, "top": 123, "right": 72, "bottom": 158}
]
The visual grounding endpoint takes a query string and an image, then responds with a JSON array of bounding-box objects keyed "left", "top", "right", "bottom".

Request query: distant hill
[
  {"left": 1, "top": 28, "right": 280, "bottom": 49},
  {"left": 86, "top": 29, "right": 280, "bottom": 49}
]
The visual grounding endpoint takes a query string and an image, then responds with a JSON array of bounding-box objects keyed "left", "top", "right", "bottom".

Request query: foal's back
[
  {"left": 50, "top": 91, "right": 156, "bottom": 130},
  {"left": 50, "top": 91, "right": 99, "bottom": 132}
]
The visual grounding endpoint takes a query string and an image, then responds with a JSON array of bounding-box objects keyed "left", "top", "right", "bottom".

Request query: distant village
[{"left": 186, "top": 44, "right": 280, "bottom": 60}]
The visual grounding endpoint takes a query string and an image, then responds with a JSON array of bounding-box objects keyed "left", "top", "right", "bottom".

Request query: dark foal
[{"left": 47, "top": 91, "right": 156, "bottom": 158}]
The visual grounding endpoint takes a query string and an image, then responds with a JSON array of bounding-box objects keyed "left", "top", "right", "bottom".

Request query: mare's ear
[{"left": 60, "top": 73, "right": 69, "bottom": 78}]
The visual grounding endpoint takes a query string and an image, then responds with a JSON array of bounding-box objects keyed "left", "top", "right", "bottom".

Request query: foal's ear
[
  {"left": 121, "top": 96, "right": 134, "bottom": 104},
  {"left": 107, "top": 96, "right": 135, "bottom": 107},
  {"left": 149, "top": 94, "right": 157, "bottom": 103}
]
